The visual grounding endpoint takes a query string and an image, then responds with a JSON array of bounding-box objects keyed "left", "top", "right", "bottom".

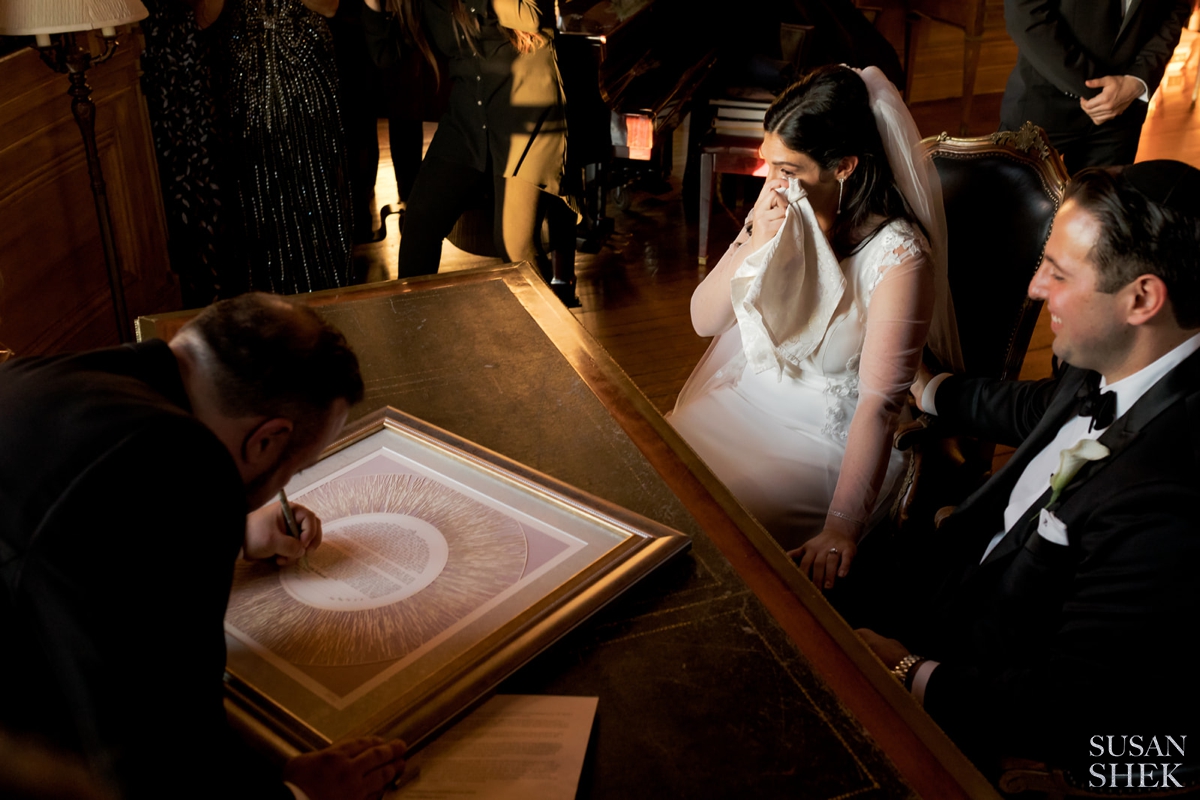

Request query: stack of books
[{"left": 710, "top": 93, "right": 772, "bottom": 138}]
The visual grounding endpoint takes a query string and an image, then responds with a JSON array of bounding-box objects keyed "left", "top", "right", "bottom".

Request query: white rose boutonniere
[{"left": 1047, "top": 439, "right": 1110, "bottom": 507}]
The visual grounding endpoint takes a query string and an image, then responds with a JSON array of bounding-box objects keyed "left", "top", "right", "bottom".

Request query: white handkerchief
[
  {"left": 730, "top": 179, "right": 845, "bottom": 379},
  {"left": 1037, "top": 508, "right": 1069, "bottom": 546}
]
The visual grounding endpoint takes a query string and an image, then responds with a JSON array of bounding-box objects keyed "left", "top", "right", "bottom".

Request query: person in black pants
[
  {"left": 362, "top": 0, "right": 571, "bottom": 280},
  {"left": 1000, "top": 0, "right": 1190, "bottom": 172}
]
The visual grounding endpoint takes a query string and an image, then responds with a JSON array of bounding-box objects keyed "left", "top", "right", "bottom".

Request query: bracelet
[
  {"left": 890, "top": 654, "right": 924, "bottom": 689},
  {"left": 904, "top": 659, "right": 928, "bottom": 692},
  {"left": 827, "top": 510, "right": 865, "bottom": 527}
]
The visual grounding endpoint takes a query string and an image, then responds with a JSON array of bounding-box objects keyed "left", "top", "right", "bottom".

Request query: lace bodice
[{"left": 681, "top": 209, "right": 934, "bottom": 533}]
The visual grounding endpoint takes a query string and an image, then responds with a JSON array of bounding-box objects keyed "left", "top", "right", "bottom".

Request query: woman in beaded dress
[
  {"left": 668, "top": 66, "right": 962, "bottom": 588},
  {"left": 202, "top": 0, "right": 354, "bottom": 295}
]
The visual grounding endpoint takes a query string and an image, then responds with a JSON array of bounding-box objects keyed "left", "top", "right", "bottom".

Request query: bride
[{"left": 669, "top": 65, "right": 961, "bottom": 589}]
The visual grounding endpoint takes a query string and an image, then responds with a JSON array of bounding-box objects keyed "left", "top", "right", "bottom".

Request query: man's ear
[
  {"left": 1126, "top": 274, "right": 1169, "bottom": 327},
  {"left": 240, "top": 417, "right": 294, "bottom": 474}
]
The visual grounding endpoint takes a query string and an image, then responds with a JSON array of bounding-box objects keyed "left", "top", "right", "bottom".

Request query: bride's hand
[
  {"left": 788, "top": 529, "right": 858, "bottom": 590},
  {"left": 748, "top": 178, "right": 789, "bottom": 252}
]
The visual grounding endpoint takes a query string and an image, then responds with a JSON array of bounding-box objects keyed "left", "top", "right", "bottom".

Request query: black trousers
[
  {"left": 1003, "top": 101, "right": 1147, "bottom": 175},
  {"left": 1046, "top": 106, "right": 1146, "bottom": 175},
  {"left": 397, "top": 155, "right": 544, "bottom": 278}
]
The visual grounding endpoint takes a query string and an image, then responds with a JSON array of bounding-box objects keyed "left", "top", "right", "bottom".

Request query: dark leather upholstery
[
  {"left": 932, "top": 139, "right": 1063, "bottom": 379},
  {"left": 889, "top": 123, "right": 1068, "bottom": 532}
]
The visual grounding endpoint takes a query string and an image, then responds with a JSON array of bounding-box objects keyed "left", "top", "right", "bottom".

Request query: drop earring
[{"left": 837, "top": 177, "right": 845, "bottom": 215}]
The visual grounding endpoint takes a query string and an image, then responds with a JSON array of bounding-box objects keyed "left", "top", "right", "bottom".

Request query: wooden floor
[{"left": 358, "top": 62, "right": 1200, "bottom": 421}]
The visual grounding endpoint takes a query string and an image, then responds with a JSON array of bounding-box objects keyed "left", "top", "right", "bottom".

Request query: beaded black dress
[
  {"left": 216, "top": 0, "right": 353, "bottom": 295},
  {"left": 140, "top": 0, "right": 223, "bottom": 307}
]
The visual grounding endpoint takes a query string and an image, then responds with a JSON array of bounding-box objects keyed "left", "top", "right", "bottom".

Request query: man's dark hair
[
  {"left": 1064, "top": 167, "right": 1200, "bottom": 329},
  {"left": 182, "top": 293, "right": 364, "bottom": 450}
]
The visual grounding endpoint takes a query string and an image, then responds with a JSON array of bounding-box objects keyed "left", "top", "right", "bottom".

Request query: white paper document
[{"left": 388, "top": 695, "right": 599, "bottom": 800}]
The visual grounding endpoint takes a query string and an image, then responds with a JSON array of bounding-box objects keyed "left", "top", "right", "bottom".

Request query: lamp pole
[{"left": 38, "top": 30, "right": 134, "bottom": 343}]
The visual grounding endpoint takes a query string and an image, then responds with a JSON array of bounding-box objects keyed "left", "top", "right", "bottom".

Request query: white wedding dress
[
  {"left": 668, "top": 67, "right": 960, "bottom": 550},
  {"left": 668, "top": 208, "right": 935, "bottom": 549}
]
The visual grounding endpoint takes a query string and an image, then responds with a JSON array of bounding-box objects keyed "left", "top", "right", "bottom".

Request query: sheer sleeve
[
  {"left": 825, "top": 239, "right": 933, "bottom": 535},
  {"left": 690, "top": 216, "right": 755, "bottom": 337}
]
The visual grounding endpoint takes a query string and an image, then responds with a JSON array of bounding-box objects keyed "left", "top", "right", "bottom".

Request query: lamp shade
[{"left": 0, "top": 0, "right": 148, "bottom": 36}]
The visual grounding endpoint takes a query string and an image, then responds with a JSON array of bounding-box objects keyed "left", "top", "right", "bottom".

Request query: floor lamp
[{"left": 0, "top": 0, "right": 149, "bottom": 343}]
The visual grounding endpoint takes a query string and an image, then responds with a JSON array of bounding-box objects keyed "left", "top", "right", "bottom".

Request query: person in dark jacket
[
  {"left": 362, "top": 0, "right": 570, "bottom": 279},
  {"left": 0, "top": 293, "right": 406, "bottom": 800},
  {"left": 858, "top": 162, "right": 1200, "bottom": 777},
  {"left": 1000, "top": 0, "right": 1191, "bottom": 172}
]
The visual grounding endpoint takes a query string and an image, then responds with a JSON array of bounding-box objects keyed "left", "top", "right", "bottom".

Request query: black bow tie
[{"left": 1077, "top": 382, "right": 1117, "bottom": 432}]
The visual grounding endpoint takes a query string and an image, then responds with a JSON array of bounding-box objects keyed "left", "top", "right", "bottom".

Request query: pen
[
  {"left": 278, "top": 489, "right": 310, "bottom": 569},
  {"left": 391, "top": 764, "right": 421, "bottom": 793}
]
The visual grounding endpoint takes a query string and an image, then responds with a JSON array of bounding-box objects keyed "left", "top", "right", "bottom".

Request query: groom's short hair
[{"left": 1064, "top": 163, "right": 1200, "bottom": 329}]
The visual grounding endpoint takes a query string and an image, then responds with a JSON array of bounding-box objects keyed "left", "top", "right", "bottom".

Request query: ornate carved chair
[{"left": 890, "top": 122, "right": 1069, "bottom": 533}]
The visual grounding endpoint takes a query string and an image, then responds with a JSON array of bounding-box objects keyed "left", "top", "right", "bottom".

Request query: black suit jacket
[
  {"left": 0, "top": 341, "right": 291, "bottom": 800},
  {"left": 1001, "top": 0, "right": 1191, "bottom": 136},
  {"left": 915, "top": 349, "right": 1200, "bottom": 768}
]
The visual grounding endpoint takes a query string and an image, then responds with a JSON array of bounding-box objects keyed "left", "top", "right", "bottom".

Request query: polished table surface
[{"left": 138, "top": 264, "right": 996, "bottom": 800}]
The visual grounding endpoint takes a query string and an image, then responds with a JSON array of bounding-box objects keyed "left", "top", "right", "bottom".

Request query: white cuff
[
  {"left": 911, "top": 659, "right": 939, "bottom": 706},
  {"left": 921, "top": 372, "right": 952, "bottom": 416},
  {"left": 285, "top": 782, "right": 311, "bottom": 800},
  {"left": 1127, "top": 75, "right": 1149, "bottom": 103}
]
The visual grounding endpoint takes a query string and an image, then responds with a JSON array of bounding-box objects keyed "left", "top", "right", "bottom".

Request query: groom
[{"left": 857, "top": 160, "right": 1200, "bottom": 776}]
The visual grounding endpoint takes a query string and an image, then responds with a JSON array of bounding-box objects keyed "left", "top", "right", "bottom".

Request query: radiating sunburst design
[{"left": 227, "top": 473, "right": 527, "bottom": 667}]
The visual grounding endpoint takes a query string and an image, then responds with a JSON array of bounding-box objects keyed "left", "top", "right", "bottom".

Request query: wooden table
[{"left": 138, "top": 264, "right": 997, "bottom": 799}]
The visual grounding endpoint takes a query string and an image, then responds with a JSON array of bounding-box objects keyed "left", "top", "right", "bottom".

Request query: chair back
[
  {"left": 887, "top": 125, "right": 1068, "bottom": 533},
  {"left": 925, "top": 122, "right": 1068, "bottom": 380}
]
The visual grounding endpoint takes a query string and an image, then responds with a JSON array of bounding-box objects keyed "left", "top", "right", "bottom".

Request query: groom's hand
[
  {"left": 855, "top": 629, "right": 910, "bottom": 671},
  {"left": 910, "top": 361, "right": 934, "bottom": 412}
]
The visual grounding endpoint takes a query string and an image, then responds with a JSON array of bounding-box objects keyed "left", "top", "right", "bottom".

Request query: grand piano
[
  {"left": 555, "top": 0, "right": 724, "bottom": 245},
  {"left": 552, "top": 0, "right": 905, "bottom": 248}
]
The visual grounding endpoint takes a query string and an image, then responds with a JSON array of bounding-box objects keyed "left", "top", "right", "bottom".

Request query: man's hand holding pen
[{"left": 243, "top": 500, "right": 323, "bottom": 566}]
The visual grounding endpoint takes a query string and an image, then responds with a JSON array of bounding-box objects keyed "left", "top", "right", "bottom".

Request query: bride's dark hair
[{"left": 763, "top": 64, "right": 920, "bottom": 257}]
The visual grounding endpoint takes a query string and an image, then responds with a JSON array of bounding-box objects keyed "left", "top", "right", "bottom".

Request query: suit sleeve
[
  {"left": 1126, "top": 0, "right": 1192, "bottom": 90},
  {"left": 921, "top": 474, "right": 1200, "bottom": 765},
  {"left": 932, "top": 373, "right": 1063, "bottom": 448},
  {"left": 1005, "top": 0, "right": 1190, "bottom": 98}
]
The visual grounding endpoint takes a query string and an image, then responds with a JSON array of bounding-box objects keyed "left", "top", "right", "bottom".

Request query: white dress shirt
[{"left": 986, "top": 333, "right": 1200, "bottom": 560}]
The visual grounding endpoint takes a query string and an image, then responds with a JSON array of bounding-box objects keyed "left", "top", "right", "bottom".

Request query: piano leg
[{"left": 698, "top": 151, "right": 714, "bottom": 266}]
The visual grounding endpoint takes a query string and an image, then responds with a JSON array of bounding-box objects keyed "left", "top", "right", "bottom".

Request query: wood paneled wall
[
  {"left": 0, "top": 32, "right": 178, "bottom": 357},
  {"left": 906, "top": 0, "right": 1018, "bottom": 103}
]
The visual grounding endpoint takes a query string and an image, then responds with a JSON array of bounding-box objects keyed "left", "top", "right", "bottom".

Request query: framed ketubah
[{"left": 223, "top": 406, "right": 690, "bottom": 755}]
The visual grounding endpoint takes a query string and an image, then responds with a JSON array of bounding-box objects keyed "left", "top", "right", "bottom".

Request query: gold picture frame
[{"left": 224, "top": 406, "right": 690, "bottom": 756}]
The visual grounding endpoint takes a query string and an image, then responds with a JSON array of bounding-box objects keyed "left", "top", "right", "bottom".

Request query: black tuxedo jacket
[
  {"left": 0, "top": 341, "right": 290, "bottom": 800},
  {"left": 915, "top": 349, "right": 1200, "bottom": 767},
  {"left": 1001, "top": 0, "right": 1191, "bottom": 135}
]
